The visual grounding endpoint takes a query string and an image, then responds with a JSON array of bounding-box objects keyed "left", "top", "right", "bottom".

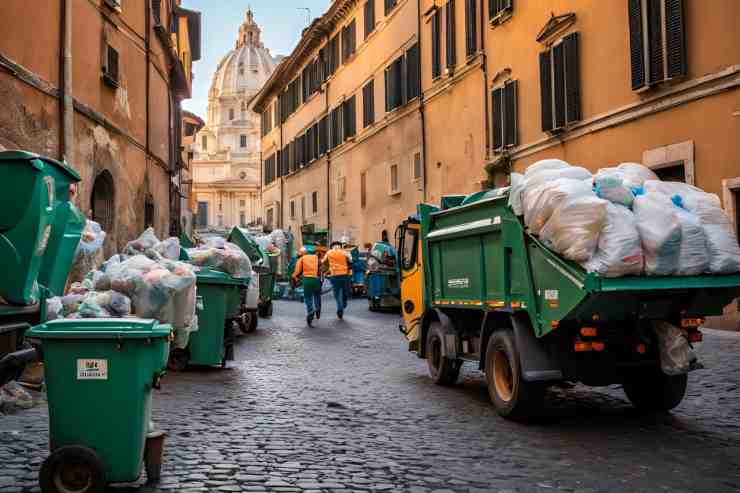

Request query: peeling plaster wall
[{"left": 0, "top": 73, "right": 59, "bottom": 157}]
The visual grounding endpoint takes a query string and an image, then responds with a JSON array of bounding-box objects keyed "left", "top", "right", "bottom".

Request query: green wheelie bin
[
  {"left": 168, "top": 269, "right": 241, "bottom": 370},
  {"left": 25, "top": 318, "right": 171, "bottom": 492},
  {"left": 228, "top": 227, "right": 274, "bottom": 322}
]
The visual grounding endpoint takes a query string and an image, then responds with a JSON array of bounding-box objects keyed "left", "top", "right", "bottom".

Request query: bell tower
[{"left": 236, "top": 8, "right": 262, "bottom": 49}]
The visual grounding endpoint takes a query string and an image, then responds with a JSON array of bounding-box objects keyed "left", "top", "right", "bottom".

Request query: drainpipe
[
  {"left": 279, "top": 109, "right": 284, "bottom": 230},
  {"left": 61, "top": 0, "right": 73, "bottom": 162},
  {"left": 479, "top": 0, "right": 491, "bottom": 166},
  {"left": 416, "top": 0, "right": 427, "bottom": 202},
  {"left": 325, "top": 38, "right": 331, "bottom": 242}
]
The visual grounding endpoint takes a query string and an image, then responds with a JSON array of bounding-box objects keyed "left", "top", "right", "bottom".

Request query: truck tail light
[
  {"left": 591, "top": 341, "right": 606, "bottom": 352},
  {"left": 580, "top": 327, "right": 598, "bottom": 337},
  {"left": 635, "top": 343, "right": 646, "bottom": 354},
  {"left": 688, "top": 331, "right": 703, "bottom": 343},
  {"left": 574, "top": 341, "right": 591, "bottom": 352}
]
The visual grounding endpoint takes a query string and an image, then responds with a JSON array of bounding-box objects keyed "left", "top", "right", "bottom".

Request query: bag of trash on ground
[
  {"left": 584, "top": 203, "right": 643, "bottom": 277},
  {"left": 0, "top": 381, "right": 37, "bottom": 414},
  {"left": 124, "top": 227, "right": 161, "bottom": 257},
  {"left": 540, "top": 195, "right": 608, "bottom": 263},
  {"left": 633, "top": 193, "right": 682, "bottom": 276},
  {"left": 523, "top": 178, "right": 594, "bottom": 235},
  {"left": 691, "top": 200, "right": 740, "bottom": 274},
  {"left": 153, "top": 237, "right": 181, "bottom": 260},
  {"left": 188, "top": 243, "right": 252, "bottom": 278},
  {"left": 652, "top": 320, "right": 690, "bottom": 376},
  {"left": 68, "top": 220, "right": 106, "bottom": 284},
  {"left": 593, "top": 170, "right": 635, "bottom": 207},
  {"left": 673, "top": 206, "right": 709, "bottom": 276}
]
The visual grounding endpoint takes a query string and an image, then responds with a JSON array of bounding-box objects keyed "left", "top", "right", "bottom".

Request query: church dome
[{"left": 209, "top": 9, "right": 278, "bottom": 99}]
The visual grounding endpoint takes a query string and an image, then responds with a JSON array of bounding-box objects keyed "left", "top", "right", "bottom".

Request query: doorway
[
  {"left": 197, "top": 201, "right": 208, "bottom": 228},
  {"left": 91, "top": 170, "right": 115, "bottom": 232}
]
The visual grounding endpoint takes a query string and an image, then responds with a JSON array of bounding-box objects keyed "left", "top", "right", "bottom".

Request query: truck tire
[
  {"left": 623, "top": 370, "right": 687, "bottom": 412},
  {"left": 242, "top": 311, "right": 258, "bottom": 334},
  {"left": 426, "top": 322, "right": 461, "bottom": 386},
  {"left": 485, "top": 330, "right": 545, "bottom": 419}
]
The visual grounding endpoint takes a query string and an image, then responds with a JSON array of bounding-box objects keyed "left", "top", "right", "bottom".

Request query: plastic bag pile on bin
[
  {"left": 67, "top": 220, "right": 106, "bottom": 284},
  {"left": 47, "top": 228, "right": 199, "bottom": 348},
  {"left": 509, "top": 159, "right": 740, "bottom": 277},
  {"left": 187, "top": 236, "right": 252, "bottom": 279}
]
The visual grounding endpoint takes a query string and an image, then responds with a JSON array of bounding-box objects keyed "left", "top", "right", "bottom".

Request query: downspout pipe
[
  {"left": 479, "top": 0, "right": 491, "bottom": 172},
  {"left": 61, "top": 0, "right": 73, "bottom": 162},
  {"left": 325, "top": 38, "right": 331, "bottom": 242}
]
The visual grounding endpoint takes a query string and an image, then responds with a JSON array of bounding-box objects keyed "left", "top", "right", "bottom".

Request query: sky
[{"left": 181, "top": 1, "right": 332, "bottom": 119}]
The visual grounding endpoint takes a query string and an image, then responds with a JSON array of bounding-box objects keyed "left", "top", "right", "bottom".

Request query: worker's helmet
[
  {"left": 305, "top": 245, "right": 316, "bottom": 254},
  {"left": 298, "top": 247, "right": 307, "bottom": 256}
]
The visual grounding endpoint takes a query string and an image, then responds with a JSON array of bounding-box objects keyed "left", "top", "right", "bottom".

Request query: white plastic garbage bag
[
  {"left": 643, "top": 180, "right": 721, "bottom": 212},
  {"left": 154, "top": 237, "right": 181, "bottom": 260},
  {"left": 540, "top": 195, "right": 608, "bottom": 263},
  {"left": 522, "top": 165, "right": 592, "bottom": 191},
  {"left": 633, "top": 194, "right": 682, "bottom": 276},
  {"left": 524, "top": 159, "right": 571, "bottom": 177},
  {"left": 188, "top": 243, "right": 253, "bottom": 278},
  {"left": 508, "top": 172, "right": 525, "bottom": 216},
  {"left": 584, "top": 204, "right": 643, "bottom": 277},
  {"left": 616, "top": 162, "right": 659, "bottom": 188},
  {"left": 673, "top": 207, "right": 709, "bottom": 276},
  {"left": 124, "top": 227, "right": 160, "bottom": 256},
  {"left": 692, "top": 201, "right": 740, "bottom": 274},
  {"left": 593, "top": 170, "right": 634, "bottom": 207},
  {"left": 68, "top": 220, "right": 106, "bottom": 284},
  {"left": 652, "top": 320, "right": 690, "bottom": 376},
  {"left": 46, "top": 297, "right": 63, "bottom": 321},
  {"left": 523, "top": 178, "right": 594, "bottom": 235}
]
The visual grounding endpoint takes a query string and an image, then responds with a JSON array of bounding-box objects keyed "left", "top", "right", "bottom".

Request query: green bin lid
[
  {"left": 0, "top": 150, "right": 81, "bottom": 182},
  {"left": 26, "top": 318, "right": 172, "bottom": 340},
  {"left": 196, "top": 268, "right": 247, "bottom": 286}
]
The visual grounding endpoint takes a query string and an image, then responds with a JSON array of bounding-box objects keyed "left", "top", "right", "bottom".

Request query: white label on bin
[{"left": 77, "top": 359, "right": 108, "bottom": 380}]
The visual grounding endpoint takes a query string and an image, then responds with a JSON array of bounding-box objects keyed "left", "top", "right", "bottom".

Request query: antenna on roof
[{"left": 297, "top": 7, "right": 311, "bottom": 27}]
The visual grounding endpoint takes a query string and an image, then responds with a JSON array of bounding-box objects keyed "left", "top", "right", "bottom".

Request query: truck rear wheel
[
  {"left": 623, "top": 370, "right": 687, "bottom": 412},
  {"left": 485, "top": 330, "right": 544, "bottom": 419},
  {"left": 426, "top": 322, "right": 461, "bottom": 386}
]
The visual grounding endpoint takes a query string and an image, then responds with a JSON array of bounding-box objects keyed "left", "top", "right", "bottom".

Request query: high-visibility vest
[
  {"left": 293, "top": 254, "right": 319, "bottom": 278},
  {"left": 323, "top": 249, "right": 351, "bottom": 276}
]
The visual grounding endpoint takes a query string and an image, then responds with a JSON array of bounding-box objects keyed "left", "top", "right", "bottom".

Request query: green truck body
[{"left": 401, "top": 188, "right": 740, "bottom": 418}]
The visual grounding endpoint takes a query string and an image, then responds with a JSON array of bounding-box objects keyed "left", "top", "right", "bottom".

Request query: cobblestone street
[{"left": 2, "top": 297, "right": 740, "bottom": 493}]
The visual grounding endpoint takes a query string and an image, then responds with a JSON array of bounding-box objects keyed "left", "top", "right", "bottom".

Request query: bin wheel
[
  {"left": 426, "top": 323, "right": 461, "bottom": 386},
  {"left": 623, "top": 370, "right": 687, "bottom": 412},
  {"left": 368, "top": 298, "right": 379, "bottom": 312},
  {"left": 242, "top": 311, "right": 258, "bottom": 334},
  {"left": 40, "top": 445, "right": 107, "bottom": 493},
  {"left": 485, "top": 329, "right": 545, "bottom": 419},
  {"left": 167, "top": 348, "right": 190, "bottom": 372},
  {"left": 258, "top": 300, "right": 273, "bottom": 318}
]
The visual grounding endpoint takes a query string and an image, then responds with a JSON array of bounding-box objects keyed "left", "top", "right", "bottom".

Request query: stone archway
[{"left": 91, "top": 170, "right": 115, "bottom": 233}]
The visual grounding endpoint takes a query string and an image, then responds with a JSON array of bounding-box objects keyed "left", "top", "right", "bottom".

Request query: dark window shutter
[
  {"left": 445, "top": 0, "right": 456, "bottom": 70},
  {"left": 539, "top": 50, "right": 553, "bottom": 132},
  {"left": 431, "top": 12, "right": 441, "bottom": 79},
  {"left": 465, "top": 0, "right": 477, "bottom": 57},
  {"left": 564, "top": 32, "right": 581, "bottom": 123},
  {"left": 647, "top": 0, "right": 664, "bottom": 84},
  {"left": 488, "top": 0, "right": 495, "bottom": 19},
  {"left": 152, "top": 0, "right": 162, "bottom": 25},
  {"left": 107, "top": 46, "right": 119, "bottom": 82},
  {"left": 384, "top": 69, "right": 390, "bottom": 112},
  {"left": 504, "top": 80, "right": 517, "bottom": 147},
  {"left": 363, "top": 80, "right": 375, "bottom": 127},
  {"left": 282, "top": 145, "right": 289, "bottom": 175},
  {"left": 664, "top": 0, "right": 687, "bottom": 80},
  {"left": 503, "top": 0, "right": 512, "bottom": 11},
  {"left": 344, "top": 96, "right": 357, "bottom": 139},
  {"left": 406, "top": 43, "right": 420, "bottom": 101},
  {"left": 492, "top": 88, "right": 503, "bottom": 151},
  {"left": 365, "top": 0, "right": 375, "bottom": 39},
  {"left": 552, "top": 42, "right": 566, "bottom": 130},
  {"left": 628, "top": 0, "right": 646, "bottom": 90}
]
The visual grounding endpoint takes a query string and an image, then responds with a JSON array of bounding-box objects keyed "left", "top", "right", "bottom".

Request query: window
[
  {"left": 413, "top": 152, "right": 422, "bottom": 181},
  {"left": 343, "top": 96, "right": 357, "bottom": 140},
  {"left": 91, "top": 170, "right": 115, "bottom": 232},
  {"left": 328, "top": 35, "right": 340, "bottom": 76},
  {"left": 201, "top": 135, "right": 207, "bottom": 149},
  {"left": 406, "top": 43, "right": 420, "bottom": 101},
  {"left": 363, "top": 80, "right": 375, "bottom": 128},
  {"left": 290, "top": 200, "right": 296, "bottom": 220},
  {"left": 445, "top": 0, "right": 457, "bottom": 71},
  {"left": 540, "top": 32, "right": 581, "bottom": 132},
  {"left": 103, "top": 44, "right": 119, "bottom": 87},
  {"left": 229, "top": 108, "right": 235, "bottom": 120},
  {"left": 240, "top": 134, "right": 248, "bottom": 148},
  {"left": 360, "top": 172, "right": 367, "bottom": 208},
  {"left": 318, "top": 115, "right": 329, "bottom": 155},
  {"left": 389, "top": 164, "right": 399, "bottom": 194},
  {"left": 384, "top": 0, "right": 398, "bottom": 15},
  {"left": 266, "top": 208, "right": 274, "bottom": 228},
  {"left": 239, "top": 200, "right": 246, "bottom": 208},
  {"left": 337, "top": 176, "right": 347, "bottom": 202},
  {"left": 264, "top": 154, "right": 277, "bottom": 185},
  {"left": 401, "top": 226, "right": 419, "bottom": 271},
  {"left": 301, "top": 196, "right": 306, "bottom": 223},
  {"left": 302, "top": 64, "right": 311, "bottom": 102},
  {"left": 289, "top": 140, "right": 297, "bottom": 172},
  {"left": 431, "top": 11, "right": 441, "bottom": 79},
  {"left": 341, "top": 20, "right": 357, "bottom": 63},
  {"left": 488, "top": 0, "right": 512, "bottom": 23},
  {"left": 330, "top": 106, "right": 343, "bottom": 149},
  {"left": 364, "top": 0, "right": 375, "bottom": 39},
  {"left": 282, "top": 144, "right": 290, "bottom": 175},
  {"left": 465, "top": 0, "right": 477, "bottom": 57},
  {"left": 197, "top": 202, "right": 208, "bottom": 228},
  {"left": 491, "top": 79, "right": 518, "bottom": 152},
  {"left": 296, "top": 134, "right": 305, "bottom": 168},
  {"left": 311, "top": 191, "right": 318, "bottom": 215},
  {"left": 628, "top": 0, "right": 687, "bottom": 91},
  {"left": 239, "top": 63, "right": 245, "bottom": 75},
  {"left": 385, "top": 55, "right": 404, "bottom": 112},
  {"left": 240, "top": 212, "right": 246, "bottom": 227}
]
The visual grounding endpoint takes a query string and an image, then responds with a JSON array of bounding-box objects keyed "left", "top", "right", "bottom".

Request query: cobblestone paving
[{"left": 2, "top": 297, "right": 740, "bottom": 492}]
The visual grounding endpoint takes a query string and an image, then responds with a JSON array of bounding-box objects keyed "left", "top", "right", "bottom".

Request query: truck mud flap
[{"left": 511, "top": 315, "right": 563, "bottom": 382}]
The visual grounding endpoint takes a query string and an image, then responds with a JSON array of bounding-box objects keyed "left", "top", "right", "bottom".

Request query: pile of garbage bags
[
  {"left": 68, "top": 220, "right": 106, "bottom": 285},
  {"left": 187, "top": 236, "right": 252, "bottom": 279},
  {"left": 510, "top": 159, "right": 740, "bottom": 277}
]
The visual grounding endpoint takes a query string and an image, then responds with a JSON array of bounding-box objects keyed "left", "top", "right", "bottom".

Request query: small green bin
[
  {"left": 25, "top": 318, "right": 171, "bottom": 486},
  {"left": 188, "top": 269, "right": 241, "bottom": 367}
]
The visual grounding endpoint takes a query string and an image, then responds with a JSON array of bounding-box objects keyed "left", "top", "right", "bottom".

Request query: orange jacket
[
  {"left": 293, "top": 254, "right": 320, "bottom": 279},
  {"left": 322, "top": 249, "right": 351, "bottom": 276}
]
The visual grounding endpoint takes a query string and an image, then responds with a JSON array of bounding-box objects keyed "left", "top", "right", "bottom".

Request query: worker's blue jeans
[
  {"left": 329, "top": 275, "right": 351, "bottom": 313},
  {"left": 302, "top": 278, "right": 322, "bottom": 319}
]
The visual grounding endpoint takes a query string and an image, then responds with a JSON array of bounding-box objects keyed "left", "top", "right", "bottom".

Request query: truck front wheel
[
  {"left": 426, "top": 323, "right": 461, "bottom": 386},
  {"left": 485, "top": 330, "right": 545, "bottom": 419},
  {"left": 623, "top": 370, "right": 687, "bottom": 412}
]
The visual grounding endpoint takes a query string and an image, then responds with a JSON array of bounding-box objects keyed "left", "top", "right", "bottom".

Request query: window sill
[
  {"left": 489, "top": 10, "right": 513, "bottom": 28},
  {"left": 388, "top": 190, "right": 401, "bottom": 197}
]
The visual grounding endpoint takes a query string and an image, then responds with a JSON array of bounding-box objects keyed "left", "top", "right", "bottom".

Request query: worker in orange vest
[
  {"left": 322, "top": 241, "right": 353, "bottom": 319},
  {"left": 292, "top": 245, "right": 322, "bottom": 326}
]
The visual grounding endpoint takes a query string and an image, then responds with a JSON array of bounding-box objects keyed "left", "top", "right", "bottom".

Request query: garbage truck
[{"left": 396, "top": 188, "right": 740, "bottom": 419}]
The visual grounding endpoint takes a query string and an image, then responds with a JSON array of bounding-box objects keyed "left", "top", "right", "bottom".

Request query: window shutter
[
  {"left": 445, "top": 0, "right": 456, "bottom": 70},
  {"left": 384, "top": 68, "right": 390, "bottom": 112},
  {"left": 107, "top": 45, "right": 119, "bottom": 82},
  {"left": 552, "top": 42, "right": 566, "bottom": 130},
  {"left": 502, "top": 0, "right": 512, "bottom": 11},
  {"left": 492, "top": 88, "right": 503, "bottom": 151},
  {"left": 365, "top": 0, "right": 375, "bottom": 39},
  {"left": 647, "top": 0, "right": 664, "bottom": 84},
  {"left": 151, "top": 0, "right": 162, "bottom": 25},
  {"left": 431, "top": 12, "right": 441, "bottom": 79},
  {"left": 664, "top": 0, "right": 687, "bottom": 80},
  {"left": 504, "top": 80, "right": 517, "bottom": 147},
  {"left": 628, "top": 0, "right": 646, "bottom": 90},
  {"left": 406, "top": 43, "right": 420, "bottom": 101},
  {"left": 363, "top": 80, "right": 375, "bottom": 127},
  {"left": 539, "top": 51, "right": 553, "bottom": 132},
  {"left": 564, "top": 32, "right": 581, "bottom": 124},
  {"left": 465, "top": 0, "right": 477, "bottom": 57}
]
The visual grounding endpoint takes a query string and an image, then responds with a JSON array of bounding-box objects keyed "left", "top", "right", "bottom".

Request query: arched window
[
  {"left": 144, "top": 194, "right": 155, "bottom": 228},
  {"left": 229, "top": 108, "right": 235, "bottom": 120},
  {"left": 91, "top": 170, "right": 115, "bottom": 232},
  {"left": 201, "top": 135, "right": 207, "bottom": 149},
  {"left": 241, "top": 101, "right": 246, "bottom": 119}
]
